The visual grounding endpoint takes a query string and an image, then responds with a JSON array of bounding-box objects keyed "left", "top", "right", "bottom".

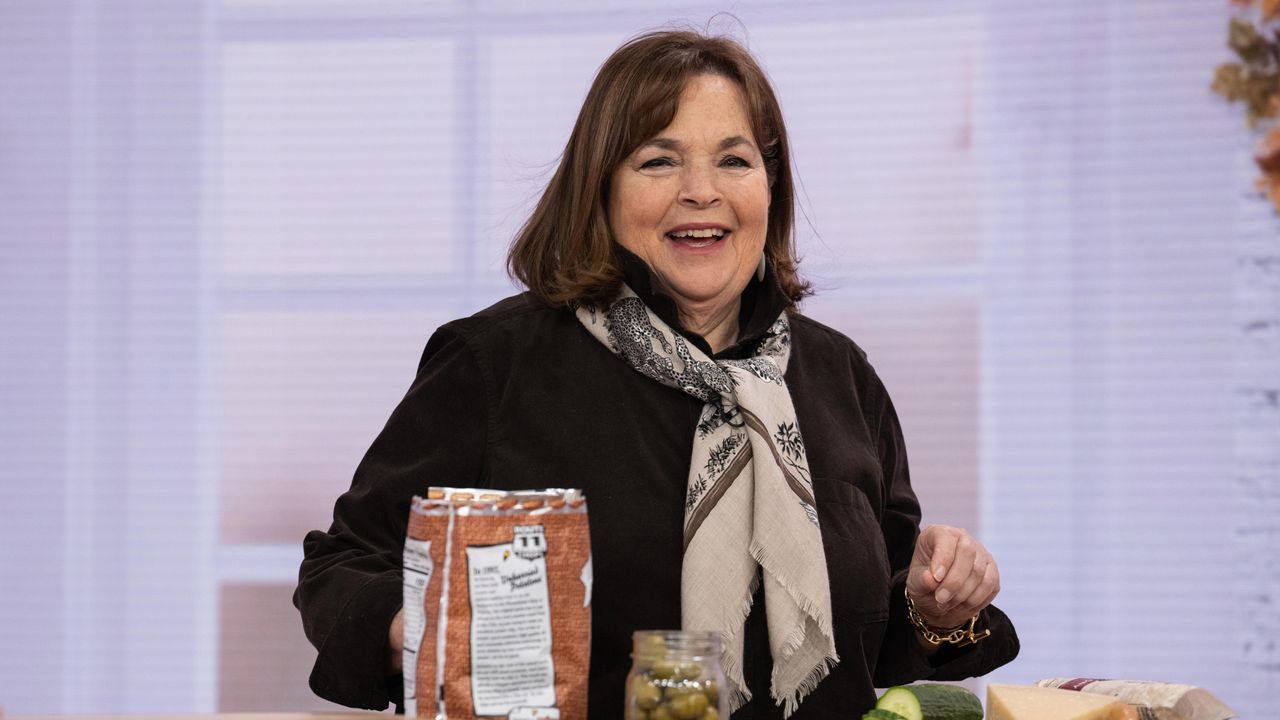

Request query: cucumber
[
  {"left": 875, "top": 684, "right": 983, "bottom": 720},
  {"left": 862, "top": 709, "right": 910, "bottom": 720},
  {"left": 876, "top": 687, "right": 924, "bottom": 720}
]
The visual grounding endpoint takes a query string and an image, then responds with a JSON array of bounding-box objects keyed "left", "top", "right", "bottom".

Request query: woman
[{"left": 295, "top": 30, "right": 1018, "bottom": 718}]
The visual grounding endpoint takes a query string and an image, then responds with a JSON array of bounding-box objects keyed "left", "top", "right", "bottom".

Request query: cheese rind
[{"left": 987, "top": 684, "right": 1125, "bottom": 720}]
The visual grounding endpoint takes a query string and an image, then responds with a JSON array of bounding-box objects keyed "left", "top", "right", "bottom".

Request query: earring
[{"left": 756, "top": 252, "right": 767, "bottom": 282}]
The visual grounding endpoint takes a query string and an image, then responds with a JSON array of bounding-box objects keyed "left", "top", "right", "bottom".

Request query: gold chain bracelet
[{"left": 904, "top": 587, "right": 992, "bottom": 647}]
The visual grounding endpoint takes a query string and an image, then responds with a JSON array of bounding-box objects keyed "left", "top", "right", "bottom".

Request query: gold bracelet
[{"left": 904, "top": 587, "right": 991, "bottom": 647}]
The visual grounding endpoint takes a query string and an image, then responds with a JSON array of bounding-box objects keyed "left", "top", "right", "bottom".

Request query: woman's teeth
[
  {"left": 667, "top": 228, "right": 728, "bottom": 248},
  {"left": 670, "top": 228, "right": 725, "bottom": 238}
]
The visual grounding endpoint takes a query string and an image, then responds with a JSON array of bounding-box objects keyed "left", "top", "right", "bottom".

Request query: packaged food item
[
  {"left": 1036, "top": 678, "right": 1236, "bottom": 720},
  {"left": 986, "top": 684, "right": 1132, "bottom": 720},
  {"left": 625, "top": 630, "right": 727, "bottom": 720},
  {"left": 404, "top": 488, "right": 591, "bottom": 720}
]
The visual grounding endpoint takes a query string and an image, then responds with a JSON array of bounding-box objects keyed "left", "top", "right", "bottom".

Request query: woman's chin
[{"left": 664, "top": 279, "right": 745, "bottom": 312}]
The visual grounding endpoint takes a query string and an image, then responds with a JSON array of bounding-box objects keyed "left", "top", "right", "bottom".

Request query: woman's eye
[
  {"left": 640, "top": 157, "right": 674, "bottom": 169},
  {"left": 721, "top": 155, "right": 751, "bottom": 168}
]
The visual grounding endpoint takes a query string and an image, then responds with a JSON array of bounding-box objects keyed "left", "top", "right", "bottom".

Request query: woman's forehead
[{"left": 646, "top": 75, "right": 757, "bottom": 145}]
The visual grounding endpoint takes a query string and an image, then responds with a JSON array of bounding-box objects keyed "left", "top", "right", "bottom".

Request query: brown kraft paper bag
[{"left": 405, "top": 489, "right": 591, "bottom": 720}]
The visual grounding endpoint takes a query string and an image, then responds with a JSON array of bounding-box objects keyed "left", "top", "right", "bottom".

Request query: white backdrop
[{"left": 1, "top": 0, "right": 1274, "bottom": 716}]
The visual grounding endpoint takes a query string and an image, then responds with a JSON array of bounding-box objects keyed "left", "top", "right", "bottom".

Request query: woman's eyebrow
[
  {"left": 638, "top": 135, "right": 757, "bottom": 152},
  {"left": 640, "top": 137, "right": 683, "bottom": 151},
  {"left": 718, "top": 135, "right": 755, "bottom": 151}
]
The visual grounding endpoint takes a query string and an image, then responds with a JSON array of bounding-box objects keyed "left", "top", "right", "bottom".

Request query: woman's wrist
[{"left": 904, "top": 588, "right": 990, "bottom": 648}]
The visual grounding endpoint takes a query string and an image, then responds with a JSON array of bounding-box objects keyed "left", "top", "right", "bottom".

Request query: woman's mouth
[{"left": 666, "top": 227, "right": 730, "bottom": 249}]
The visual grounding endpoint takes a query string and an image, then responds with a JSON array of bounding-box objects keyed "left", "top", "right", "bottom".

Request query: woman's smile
[{"left": 665, "top": 223, "right": 732, "bottom": 253}]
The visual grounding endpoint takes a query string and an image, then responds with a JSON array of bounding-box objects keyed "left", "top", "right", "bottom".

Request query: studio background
[{"left": 2, "top": 0, "right": 1275, "bottom": 717}]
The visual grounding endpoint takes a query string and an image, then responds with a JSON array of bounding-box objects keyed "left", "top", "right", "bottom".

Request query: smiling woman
[{"left": 294, "top": 28, "right": 1019, "bottom": 720}]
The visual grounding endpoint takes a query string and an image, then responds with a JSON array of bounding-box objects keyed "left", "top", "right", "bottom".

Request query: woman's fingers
[
  {"left": 921, "top": 525, "right": 959, "bottom": 584},
  {"left": 934, "top": 530, "right": 976, "bottom": 608},
  {"left": 974, "top": 562, "right": 1001, "bottom": 609},
  {"left": 907, "top": 525, "right": 952, "bottom": 597},
  {"left": 908, "top": 525, "right": 1002, "bottom": 627},
  {"left": 949, "top": 553, "right": 995, "bottom": 612}
]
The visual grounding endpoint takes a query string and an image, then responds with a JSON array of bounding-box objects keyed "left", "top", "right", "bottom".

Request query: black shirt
[{"left": 294, "top": 254, "right": 1019, "bottom": 718}]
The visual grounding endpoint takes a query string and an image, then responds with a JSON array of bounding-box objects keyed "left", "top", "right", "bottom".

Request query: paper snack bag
[
  {"left": 1035, "top": 679, "right": 1236, "bottom": 720},
  {"left": 404, "top": 488, "right": 591, "bottom": 720}
]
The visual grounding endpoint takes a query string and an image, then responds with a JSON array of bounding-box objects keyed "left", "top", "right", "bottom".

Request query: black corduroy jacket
[{"left": 294, "top": 255, "right": 1019, "bottom": 718}]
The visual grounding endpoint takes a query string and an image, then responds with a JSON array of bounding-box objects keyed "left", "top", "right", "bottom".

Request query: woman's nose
[{"left": 678, "top": 164, "right": 720, "bottom": 208}]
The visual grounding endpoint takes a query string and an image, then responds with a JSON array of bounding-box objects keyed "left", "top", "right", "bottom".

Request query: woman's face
[{"left": 609, "top": 74, "right": 770, "bottom": 320}]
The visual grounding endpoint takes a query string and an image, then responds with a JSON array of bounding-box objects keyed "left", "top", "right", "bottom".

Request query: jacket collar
[{"left": 614, "top": 245, "right": 793, "bottom": 359}]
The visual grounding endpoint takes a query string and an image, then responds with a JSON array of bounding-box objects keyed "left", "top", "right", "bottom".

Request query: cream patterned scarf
[{"left": 576, "top": 286, "right": 837, "bottom": 716}]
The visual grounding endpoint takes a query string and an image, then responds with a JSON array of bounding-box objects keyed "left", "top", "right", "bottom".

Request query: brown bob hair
[{"left": 506, "top": 29, "right": 810, "bottom": 308}]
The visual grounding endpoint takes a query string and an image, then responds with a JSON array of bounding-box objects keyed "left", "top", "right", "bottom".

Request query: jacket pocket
[{"left": 813, "top": 476, "right": 892, "bottom": 623}]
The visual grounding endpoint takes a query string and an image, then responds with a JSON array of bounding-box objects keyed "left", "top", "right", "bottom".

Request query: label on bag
[
  {"left": 401, "top": 538, "right": 434, "bottom": 719},
  {"left": 465, "top": 537, "right": 556, "bottom": 715}
]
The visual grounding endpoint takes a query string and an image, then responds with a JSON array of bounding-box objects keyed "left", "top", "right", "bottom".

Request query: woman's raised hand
[{"left": 905, "top": 524, "right": 1001, "bottom": 630}]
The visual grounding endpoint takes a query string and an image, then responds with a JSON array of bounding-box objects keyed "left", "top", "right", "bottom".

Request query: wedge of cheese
[{"left": 988, "top": 684, "right": 1135, "bottom": 720}]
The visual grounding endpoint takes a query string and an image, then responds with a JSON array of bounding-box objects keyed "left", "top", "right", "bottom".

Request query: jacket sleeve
[
  {"left": 870, "top": 380, "right": 1020, "bottom": 687},
  {"left": 292, "top": 325, "right": 491, "bottom": 711}
]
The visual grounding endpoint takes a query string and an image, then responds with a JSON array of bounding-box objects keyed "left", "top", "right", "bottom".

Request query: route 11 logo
[{"left": 512, "top": 524, "right": 547, "bottom": 561}]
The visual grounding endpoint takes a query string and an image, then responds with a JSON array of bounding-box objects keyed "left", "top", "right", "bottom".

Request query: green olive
[
  {"left": 668, "top": 691, "right": 709, "bottom": 720},
  {"left": 675, "top": 661, "right": 703, "bottom": 681},
  {"left": 651, "top": 659, "right": 679, "bottom": 680},
  {"left": 632, "top": 677, "right": 662, "bottom": 710},
  {"left": 639, "top": 633, "right": 668, "bottom": 655},
  {"left": 649, "top": 704, "right": 674, "bottom": 720}
]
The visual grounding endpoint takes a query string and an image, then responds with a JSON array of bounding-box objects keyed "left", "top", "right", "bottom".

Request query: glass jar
[{"left": 624, "top": 630, "right": 728, "bottom": 720}]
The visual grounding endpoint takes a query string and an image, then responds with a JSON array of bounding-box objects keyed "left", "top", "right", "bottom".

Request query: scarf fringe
[
  {"left": 714, "top": 569, "right": 761, "bottom": 711},
  {"left": 751, "top": 539, "right": 836, "bottom": 640},
  {"left": 751, "top": 538, "right": 839, "bottom": 715},
  {"left": 778, "top": 652, "right": 839, "bottom": 718},
  {"left": 721, "top": 672, "right": 752, "bottom": 714}
]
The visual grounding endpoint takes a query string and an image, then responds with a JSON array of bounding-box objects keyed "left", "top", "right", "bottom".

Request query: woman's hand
[
  {"left": 388, "top": 608, "right": 405, "bottom": 674},
  {"left": 906, "top": 524, "right": 1001, "bottom": 630}
]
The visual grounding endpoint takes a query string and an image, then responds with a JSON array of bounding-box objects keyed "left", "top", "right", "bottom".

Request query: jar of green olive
[{"left": 625, "top": 630, "right": 728, "bottom": 720}]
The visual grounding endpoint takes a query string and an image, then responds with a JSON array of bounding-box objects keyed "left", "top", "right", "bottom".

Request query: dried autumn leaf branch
[
  {"left": 1215, "top": 3, "right": 1280, "bottom": 212},
  {"left": 1232, "top": 0, "right": 1280, "bottom": 20}
]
